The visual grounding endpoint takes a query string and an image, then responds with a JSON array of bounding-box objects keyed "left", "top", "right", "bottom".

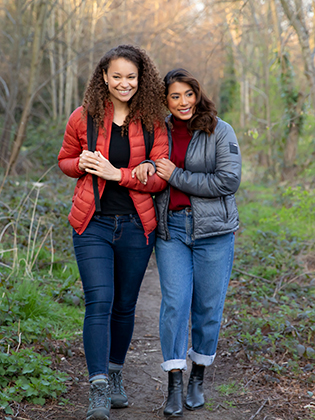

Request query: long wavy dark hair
[
  {"left": 164, "top": 68, "right": 217, "bottom": 135},
  {"left": 82, "top": 44, "right": 167, "bottom": 133}
]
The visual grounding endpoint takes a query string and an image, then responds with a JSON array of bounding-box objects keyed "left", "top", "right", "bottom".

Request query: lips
[
  {"left": 117, "top": 89, "right": 131, "bottom": 95},
  {"left": 179, "top": 108, "right": 191, "bottom": 114}
]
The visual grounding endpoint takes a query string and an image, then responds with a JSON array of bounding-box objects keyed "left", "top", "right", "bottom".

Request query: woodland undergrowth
[{"left": 0, "top": 167, "right": 315, "bottom": 416}]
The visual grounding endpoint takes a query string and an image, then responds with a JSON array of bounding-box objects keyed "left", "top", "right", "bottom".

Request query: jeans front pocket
[{"left": 130, "top": 214, "right": 144, "bottom": 230}]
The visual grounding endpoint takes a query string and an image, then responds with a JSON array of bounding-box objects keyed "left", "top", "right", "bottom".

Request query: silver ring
[{"left": 96, "top": 161, "right": 99, "bottom": 165}]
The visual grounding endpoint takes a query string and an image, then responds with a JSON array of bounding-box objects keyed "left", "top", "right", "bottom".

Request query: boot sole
[
  {"left": 111, "top": 402, "right": 128, "bottom": 408},
  {"left": 184, "top": 403, "right": 204, "bottom": 411},
  {"left": 86, "top": 414, "right": 109, "bottom": 420},
  {"left": 86, "top": 407, "right": 110, "bottom": 420}
]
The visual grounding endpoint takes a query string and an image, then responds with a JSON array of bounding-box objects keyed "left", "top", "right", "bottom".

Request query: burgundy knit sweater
[{"left": 169, "top": 117, "right": 192, "bottom": 211}]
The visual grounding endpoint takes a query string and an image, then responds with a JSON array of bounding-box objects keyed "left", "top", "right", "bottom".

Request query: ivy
[{"left": 0, "top": 348, "right": 68, "bottom": 415}]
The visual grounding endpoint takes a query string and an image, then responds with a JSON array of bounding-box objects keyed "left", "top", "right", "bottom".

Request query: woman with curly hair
[
  {"left": 58, "top": 44, "right": 168, "bottom": 420},
  {"left": 154, "top": 68, "right": 241, "bottom": 417}
]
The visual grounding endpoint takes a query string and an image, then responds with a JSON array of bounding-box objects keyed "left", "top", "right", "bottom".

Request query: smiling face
[
  {"left": 103, "top": 58, "right": 139, "bottom": 106},
  {"left": 166, "top": 81, "right": 196, "bottom": 121}
]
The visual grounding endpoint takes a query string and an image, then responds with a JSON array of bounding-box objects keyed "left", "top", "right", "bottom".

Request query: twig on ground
[
  {"left": 236, "top": 397, "right": 280, "bottom": 405},
  {"left": 210, "top": 364, "right": 216, "bottom": 395},
  {"left": 215, "top": 403, "right": 228, "bottom": 410},
  {"left": 142, "top": 370, "right": 163, "bottom": 384},
  {"left": 248, "top": 399, "right": 268, "bottom": 420},
  {"left": 152, "top": 383, "right": 167, "bottom": 412},
  {"left": 279, "top": 271, "right": 315, "bottom": 291},
  {"left": 244, "top": 368, "right": 264, "bottom": 388},
  {"left": 233, "top": 268, "right": 272, "bottom": 283}
]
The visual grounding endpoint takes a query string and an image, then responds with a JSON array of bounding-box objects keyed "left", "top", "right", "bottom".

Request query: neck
[
  {"left": 110, "top": 96, "right": 130, "bottom": 126},
  {"left": 172, "top": 116, "right": 190, "bottom": 128}
]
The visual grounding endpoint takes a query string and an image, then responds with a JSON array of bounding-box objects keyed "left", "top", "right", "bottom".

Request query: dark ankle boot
[
  {"left": 185, "top": 363, "right": 205, "bottom": 410},
  {"left": 164, "top": 370, "right": 183, "bottom": 417}
]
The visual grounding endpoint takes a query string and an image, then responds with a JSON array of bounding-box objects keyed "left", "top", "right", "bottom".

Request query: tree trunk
[
  {"left": 58, "top": 0, "right": 65, "bottom": 118},
  {"left": 73, "top": 0, "right": 84, "bottom": 109},
  {"left": 48, "top": 6, "right": 57, "bottom": 120},
  {"left": 279, "top": 0, "right": 315, "bottom": 109},
  {"left": 7, "top": 0, "right": 48, "bottom": 174},
  {"left": 0, "top": 0, "right": 23, "bottom": 168},
  {"left": 88, "top": 1, "right": 98, "bottom": 78},
  {"left": 283, "top": 97, "right": 303, "bottom": 166},
  {"left": 262, "top": 2, "right": 272, "bottom": 170},
  {"left": 64, "top": 0, "right": 73, "bottom": 117}
]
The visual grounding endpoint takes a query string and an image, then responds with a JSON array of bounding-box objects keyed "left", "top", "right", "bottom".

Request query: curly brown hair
[
  {"left": 82, "top": 44, "right": 167, "bottom": 133},
  {"left": 164, "top": 68, "right": 217, "bottom": 135}
]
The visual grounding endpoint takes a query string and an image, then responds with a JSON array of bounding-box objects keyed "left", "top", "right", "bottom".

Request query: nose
[
  {"left": 120, "top": 78, "right": 129, "bottom": 88},
  {"left": 180, "top": 95, "right": 188, "bottom": 106}
]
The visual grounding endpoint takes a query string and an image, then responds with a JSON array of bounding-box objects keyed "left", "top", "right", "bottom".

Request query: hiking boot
[
  {"left": 109, "top": 369, "right": 128, "bottom": 408},
  {"left": 86, "top": 380, "right": 111, "bottom": 420}
]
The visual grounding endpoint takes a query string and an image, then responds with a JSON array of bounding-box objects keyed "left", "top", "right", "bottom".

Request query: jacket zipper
[{"left": 220, "top": 197, "right": 228, "bottom": 222}]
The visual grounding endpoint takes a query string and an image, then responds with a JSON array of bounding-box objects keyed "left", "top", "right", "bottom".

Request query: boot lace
[
  {"left": 89, "top": 381, "right": 110, "bottom": 409},
  {"left": 110, "top": 371, "right": 126, "bottom": 397}
]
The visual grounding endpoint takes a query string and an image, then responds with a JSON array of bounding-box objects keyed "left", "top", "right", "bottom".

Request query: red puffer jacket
[{"left": 58, "top": 106, "right": 168, "bottom": 239}]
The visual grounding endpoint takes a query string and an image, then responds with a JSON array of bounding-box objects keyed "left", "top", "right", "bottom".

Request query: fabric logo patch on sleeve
[{"left": 229, "top": 142, "right": 238, "bottom": 154}]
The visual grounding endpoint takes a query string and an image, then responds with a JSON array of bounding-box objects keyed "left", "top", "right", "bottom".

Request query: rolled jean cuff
[
  {"left": 161, "top": 359, "right": 187, "bottom": 372},
  {"left": 89, "top": 374, "right": 108, "bottom": 382},
  {"left": 188, "top": 348, "right": 216, "bottom": 366}
]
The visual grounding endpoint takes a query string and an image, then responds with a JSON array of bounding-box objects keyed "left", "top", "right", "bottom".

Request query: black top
[{"left": 99, "top": 123, "right": 136, "bottom": 215}]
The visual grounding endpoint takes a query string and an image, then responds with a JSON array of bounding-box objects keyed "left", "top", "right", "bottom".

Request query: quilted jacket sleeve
[
  {"left": 58, "top": 108, "right": 86, "bottom": 179},
  {"left": 119, "top": 124, "right": 169, "bottom": 193},
  {"left": 168, "top": 121, "right": 241, "bottom": 198}
]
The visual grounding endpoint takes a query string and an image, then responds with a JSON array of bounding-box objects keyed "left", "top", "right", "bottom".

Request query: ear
[{"left": 103, "top": 69, "right": 108, "bottom": 85}]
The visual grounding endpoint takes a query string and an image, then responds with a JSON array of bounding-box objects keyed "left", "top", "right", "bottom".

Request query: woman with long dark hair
[
  {"left": 154, "top": 68, "right": 241, "bottom": 417},
  {"left": 58, "top": 45, "right": 168, "bottom": 420}
]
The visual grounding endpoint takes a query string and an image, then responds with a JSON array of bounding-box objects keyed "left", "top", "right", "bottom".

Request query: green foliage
[
  {"left": 278, "top": 53, "right": 305, "bottom": 139},
  {"left": 0, "top": 348, "right": 68, "bottom": 414},
  {"left": 216, "top": 381, "right": 241, "bottom": 396},
  {"left": 0, "top": 170, "right": 83, "bottom": 416},
  {"left": 23, "top": 119, "right": 67, "bottom": 170},
  {"left": 0, "top": 275, "right": 83, "bottom": 349},
  {"left": 225, "top": 182, "right": 315, "bottom": 382},
  {"left": 205, "top": 399, "right": 216, "bottom": 411},
  {"left": 219, "top": 49, "right": 238, "bottom": 117}
]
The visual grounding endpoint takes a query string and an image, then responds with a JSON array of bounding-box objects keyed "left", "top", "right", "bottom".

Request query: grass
[
  {"left": 224, "top": 181, "right": 315, "bottom": 388},
  {"left": 1, "top": 138, "right": 315, "bottom": 415},
  {"left": 0, "top": 169, "right": 83, "bottom": 414},
  {"left": 216, "top": 381, "right": 242, "bottom": 396}
]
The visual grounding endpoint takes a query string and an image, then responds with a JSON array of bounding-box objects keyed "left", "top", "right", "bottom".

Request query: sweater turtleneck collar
[{"left": 172, "top": 116, "right": 190, "bottom": 133}]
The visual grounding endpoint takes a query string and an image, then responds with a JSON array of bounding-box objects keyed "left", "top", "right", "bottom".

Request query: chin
[{"left": 177, "top": 114, "right": 192, "bottom": 120}]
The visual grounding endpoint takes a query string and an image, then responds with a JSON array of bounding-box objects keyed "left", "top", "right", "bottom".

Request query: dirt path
[{"left": 18, "top": 256, "right": 284, "bottom": 420}]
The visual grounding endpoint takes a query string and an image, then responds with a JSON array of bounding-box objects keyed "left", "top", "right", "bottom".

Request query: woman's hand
[
  {"left": 155, "top": 158, "right": 176, "bottom": 181},
  {"left": 131, "top": 162, "right": 155, "bottom": 185},
  {"left": 82, "top": 150, "right": 121, "bottom": 181},
  {"left": 78, "top": 150, "right": 99, "bottom": 171}
]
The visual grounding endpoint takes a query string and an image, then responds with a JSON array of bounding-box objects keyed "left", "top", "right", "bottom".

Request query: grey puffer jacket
[{"left": 155, "top": 117, "right": 242, "bottom": 241}]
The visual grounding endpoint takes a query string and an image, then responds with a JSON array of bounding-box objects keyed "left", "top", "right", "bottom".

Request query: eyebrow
[
  {"left": 112, "top": 72, "right": 137, "bottom": 76},
  {"left": 170, "top": 89, "right": 194, "bottom": 95}
]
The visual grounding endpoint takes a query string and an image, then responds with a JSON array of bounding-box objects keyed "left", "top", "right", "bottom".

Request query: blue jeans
[
  {"left": 73, "top": 214, "right": 154, "bottom": 379},
  {"left": 155, "top": 209, "right": 234, "bottom": 371}
]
